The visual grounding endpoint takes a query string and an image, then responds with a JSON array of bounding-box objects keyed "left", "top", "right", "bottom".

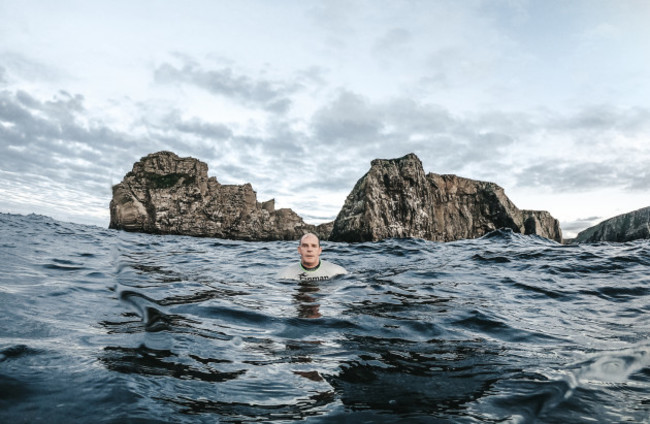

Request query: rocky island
[
  {"left": 330, "top": 153, "right": 562, "bottom": 242},
  {"left": 110, "top": 151, "right": 562, "bottom": 242},
  {"left": 109, "top": 151, "right": 331, "bottom": 240}
]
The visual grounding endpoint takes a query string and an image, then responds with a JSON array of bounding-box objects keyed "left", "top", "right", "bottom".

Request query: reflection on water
[
  {"left": 1, "top": 214, "right": 650, "bottom": 423},
  {"left": 100, "top": 344, "right": 247, "bottom": 382},
  {"left": 294, "top": 281, "right": 323, "bottom": 319}
]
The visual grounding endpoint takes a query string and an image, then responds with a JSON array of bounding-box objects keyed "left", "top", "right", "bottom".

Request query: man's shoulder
[
  {"left": 276, "top": 263, "right": 302, "bottom": 279},
  {"left": 320, "top": 260, "right": 348, "bottom": 274}
]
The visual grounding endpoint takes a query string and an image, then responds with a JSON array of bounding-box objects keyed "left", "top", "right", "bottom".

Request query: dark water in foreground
[{"left": 1, "top": 213, "right": 649, "bottom": 423}]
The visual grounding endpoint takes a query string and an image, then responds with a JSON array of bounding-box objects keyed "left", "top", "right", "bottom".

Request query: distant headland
[
  {"left": 570, "top": 206, "right": 650, "bottom": 243},
  {"left": 108, "top": 151, "right": 648, "bottom": 243}
]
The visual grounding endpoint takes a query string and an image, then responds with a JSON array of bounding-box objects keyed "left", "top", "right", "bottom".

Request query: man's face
[{"left": 298, "top": 234, "right": 322, "bottom": 268}]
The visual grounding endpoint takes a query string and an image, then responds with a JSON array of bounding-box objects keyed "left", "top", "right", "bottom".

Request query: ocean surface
[{"left": 1, "top": 213, "right": 649, "bottom": 424}]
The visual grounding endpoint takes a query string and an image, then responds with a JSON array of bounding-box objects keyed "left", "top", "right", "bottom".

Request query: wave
[{"left": 1, "top": 213, "right": 649, "bottom": 423}]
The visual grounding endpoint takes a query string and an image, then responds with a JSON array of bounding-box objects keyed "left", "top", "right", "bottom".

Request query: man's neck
[{"left": 300, "top": 260, "right": 321, "bottom": 271}]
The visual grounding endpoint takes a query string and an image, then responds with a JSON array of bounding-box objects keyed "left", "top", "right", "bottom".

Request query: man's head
[{"left": 298, "top": 233, "right": 322, "bottom": 268}]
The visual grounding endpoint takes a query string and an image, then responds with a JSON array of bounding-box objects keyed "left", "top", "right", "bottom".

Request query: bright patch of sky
[{"left": 1, "top": 0, "right": 649, "bottom": 238}]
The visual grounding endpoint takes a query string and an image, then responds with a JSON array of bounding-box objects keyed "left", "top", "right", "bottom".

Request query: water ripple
[{"left": 2, "top": 214, "right": 650, "bottom": 423}]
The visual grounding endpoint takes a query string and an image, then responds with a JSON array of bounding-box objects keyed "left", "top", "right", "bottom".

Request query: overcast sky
[{"left": 1, "top": 0, "right": 649, "bottom": 238}]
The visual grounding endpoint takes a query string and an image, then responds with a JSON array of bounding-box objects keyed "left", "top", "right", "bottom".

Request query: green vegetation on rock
[{"left": 144, "top": 172, "right": 195, "bottom": 189}]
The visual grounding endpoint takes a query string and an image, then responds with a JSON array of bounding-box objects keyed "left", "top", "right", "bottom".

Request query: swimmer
[{"left": 277, "top": 233, "right": 347, "bottom": 281}]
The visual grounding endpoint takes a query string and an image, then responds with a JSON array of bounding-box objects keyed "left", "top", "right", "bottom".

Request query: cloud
[
  {"left": 550, "top": 105, "right": 650, "bottom": 138},
  {"left": 514, "top": 157, "right": 650, "bottom": 194},
  {"left": 293, "top": 163, "right": 362, "bottom": 193},
  {"left": 0, "top": 52, "right": 67, "bottom": 84},
  {"left": 306, "top": 91, "right": 650, "bottom": 203},
  {"left": 309, "top": 90, "right": 525, "bottom": 177},
  {"left": 626, "top": 170, "right": 650, "bottom": 191},
  {"left": 373, "top": 27, "right": 412, "bottom": 58},
  {"left": 158, "top": 110, "right": 233, "bottom": 140},
  {"left": 307, "top": 1, "right": 357, "bottom": 37},
  {"left": 0, "top": 85, "right": 249, "bottom": 225},
  {"left": 516, "top": 161, "right": 617, "bottom": 191},
  {"left": 0, "top": 89, "right": 143, "bottom": 198},
  {"left": 312, "top": 91, "right": 384, "bottom": 144},
  {"left": 503, "top": 105, "right": 650, "bottom": 193},
  {"left": 154, "top": 59, "right": 300, "bottom": 114},
  {"left": 561, "top": 216, "right": 603, "bottom": 235}
]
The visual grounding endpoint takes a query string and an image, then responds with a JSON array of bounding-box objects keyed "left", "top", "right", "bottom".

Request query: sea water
[{"left": 1, "top": 213, "right": 649, "bottom": 423}]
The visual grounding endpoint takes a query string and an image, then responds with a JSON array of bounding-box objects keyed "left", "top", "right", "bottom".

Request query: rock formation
[
  {"left": 329, "top": 153, "right": 562, "bottom": 243},
  {"left": 571, "top": 206, "right": 650, "bottom": 243},
  {"left": 110, "top": 151, "right": 562, "bottom": 243},
  {"left": 109, "top": 151, "right": 331, "bottom": 240}
]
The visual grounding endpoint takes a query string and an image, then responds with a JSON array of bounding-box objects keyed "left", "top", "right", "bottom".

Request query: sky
[{"left": 1, "top": 0, "right": 649, "bottom": 238}]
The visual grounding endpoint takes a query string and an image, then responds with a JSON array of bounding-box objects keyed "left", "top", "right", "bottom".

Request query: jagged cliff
[
  {"left": 329, "top": 153, "right": 562, "bottom": 242},
  {"left": 109, "top": 151, "right": 331, "bottom": 240},
  {"left": 572, "top": 206, "right": 650, "bottom": 243}
]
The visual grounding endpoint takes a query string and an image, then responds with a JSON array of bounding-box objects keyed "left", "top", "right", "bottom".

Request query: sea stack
[
  {"left": 329, "top": 153, "right": 562, "bottom": 242},
  {"left": 109, "top": 151, "right": 331, "bottom": 240},
  {"left": 110, "top": 151, "right": 562, "bottom": 243}
]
